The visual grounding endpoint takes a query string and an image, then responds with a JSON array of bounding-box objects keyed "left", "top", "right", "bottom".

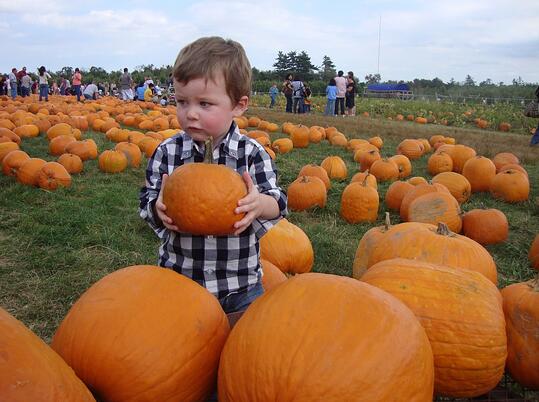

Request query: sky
[{"left": 1, "top": 0, "right": 538, "bottom": 84}]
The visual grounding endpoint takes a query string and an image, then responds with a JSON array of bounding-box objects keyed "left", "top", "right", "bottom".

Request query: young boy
[{"left": 139, "top": 36, "right": 287, "bottom": 314}]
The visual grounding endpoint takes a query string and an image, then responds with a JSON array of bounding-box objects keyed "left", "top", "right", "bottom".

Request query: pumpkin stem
[
  {"left": 436, "top": 222, "right": 453, "bottom": 236},
  {"left": 384, "top": 211, "right": 391, "bottom": 230},
  {"left": 204, "top": 137, "right": 214, "bottom": 164},
  {"left": 300, "top": 175, "right": 309, "bottom": 183}
]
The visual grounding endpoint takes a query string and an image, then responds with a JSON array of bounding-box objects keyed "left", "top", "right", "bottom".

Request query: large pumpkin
[
  {"left": 162, "top": 142, "right": 247, "bottom": 236},
  {"left": 365, "top": 222, "right": 498, "bottom": 285},
  {"left": 0, "top": 306, "right": 95, "bottom": 401},
  {"left": 362, "top": 259, "right": 506, "bottom": 398},
  {"left": 37, "top": 161, "right": 72, "bottom": 190},
  {"left": 462, "top": 209, "right": 508, "bottom": 245},
  {"left": 218, "top": 273, "right": 434, "bottom": 401},
  {"left": 298, "top": 164, "right": 330, "bottom": 190},
  {"left": 501, "top": 278, "right": 539, "bottom": 390},
  {"left": 52, "top": 265, "right": 230, "bottom": 402},
  {"left": 260, "top": 218, "right": 313, "bottom": 274}
]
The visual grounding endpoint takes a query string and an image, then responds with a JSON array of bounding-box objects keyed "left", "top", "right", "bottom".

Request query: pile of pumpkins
[{"left": 1, "top": 229, "right": 538, "bottom": 401}]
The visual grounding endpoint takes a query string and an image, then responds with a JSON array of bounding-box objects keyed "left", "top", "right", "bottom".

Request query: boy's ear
[{"left": 233, "top": 96, "right": 249, "bottom": 116}]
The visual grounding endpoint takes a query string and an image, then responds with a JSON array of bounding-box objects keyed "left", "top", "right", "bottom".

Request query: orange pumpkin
[
  {"left": 287, "top": 176, "right": 327, "bottom": 211},
  {"left": 49, "top": 135, "right": 77, "bottom": 156},
  {"left": 492, "top": 152, "right": 519, "bottom": 172},
  {"left": 501, "top": 279, "right": 539, "bottom": 390},
  {"left": 260, "top": 258, "right": 287, "bottom": 291},
  {"left": 98, "top": 150, "right": 128, "bottom": 173},
  {"left": 385, "top": 180, "right": 414, "bottom": 211},
  {"left": 389, "top": 154, "right": 412, "bottom": 178},
  {"left": 490, "top": 169, "right": 529, "bottom": 203},
  {"left": 271, "top": 138, "right": 293, "bottom": 154},
  {"left": 320, "top": 156, "right": 347, "bottom": 180},
  {"left": 0, "top": 141, "right": 19, "bottom": 163},
  {"left": 218, "top": 273, "right": 434, "bottom": 402},
  {"left": 350, "top": 170, "right": 377, "bottom": 190},
  {"left": 298, "top": 164, "right": 330, "bottom": 190},
  {"left": 400, "top": 182, "right": 450, "bottom": 221},
  {"left": 115, "top": 142, "right": 142, "bottom": 168},
  {"left": 369, "top": 158, "right": 399, "bottom": 182},
  {"left": 1, "top": 150, "right": 29, "bottom": 176},
  {"left": 365, "top": 222, "right": 498, "bottom": 285},
  {"left": 340, "top": 181, "right": 379, "bottom": 223},
  {"left": 431, "top": 171, "right": 471, "bottom": 204},
  {"left": 357, "top": 149, "right": 381, "bottom": 172},
  {"left": 396, "top": 139, "right": 424, "bottom": 160},
  {"left": 163, "top": 142, "right": 247, "bottom": 236},
  {"left": 52, "top": 265, "right": 229, "bottom": 402},
  {"left": 428, "top": 152, "right": 454, "bottom": 176},
  {"left": 450, "top": 144, "right": 476, "bottom": 173},
  {"left": 57, "top": 153, "right": 84, "bottom": 174},
  {"left": 38, "top": 161, "right": 72, "bottom": 190},
  {"left": 17, "top": 158, "right": 47, "bottom": 186},
  {"left": 407, "top": 191, "right": 462, "bottom": 233},
  {"left": 352, "top": 213, "right": 392, "bottom": 278},
  {"left": 529, "top": 235, "right": 539, "bottom": 270},
  {"left": 362, "top": 259, "right": 506, "bottom": 398},
  {"left": 260, "top": 219, "right": 313, "bottom": 274},
  {"left": 462, "top": 209, "right": 508, "bottom": 245},
  {"left": 461, "top": 156, "right": 496, "bottom": 192},
  {"left": 290, "top": 125, "right": 310, "bottom": 148},
  {"left": 0, "top": 306, "right": 95, "bottom": 401}
]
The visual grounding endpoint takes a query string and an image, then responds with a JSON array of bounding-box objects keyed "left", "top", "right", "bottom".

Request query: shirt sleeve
[
  {"left": 139, "top": 144, "right": 169, "bottom": 239},
  {"left": 247, "top": 143, "right": 288, "bottom": 238}
]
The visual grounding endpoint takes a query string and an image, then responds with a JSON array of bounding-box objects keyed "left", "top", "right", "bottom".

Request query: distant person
[
  {"left": 135, "top": 81, "right": 145, "bottom": 101},
  {"left": 345, "top": 71, "right": 356, "bottom": 116},
  {"left": 291, "top": 75, "right": 305, "bottom": 114},
  {"left": 144, "top": 83, "right": 155, "bottom": 102},
  {"left": 282, "top": 73, "right": 293, "bottom": 113},
  {"left": 37, "top": 66, "right": 52, "bottom": 101},
  {"left": 524, "top": 85, "right": 539, "bottom": 146},
  {"left": 303, "top": 85, "right": 312, "bottom": 113},
  {"left": 16, "top": 67, "right": 27, "bottom": 96},
  {"left": 325, "top": 78, "right": 337, "bottom": 116},
  {"left": 83, "top": 81, "right": 99, "bottom": 100},
  {"left": 334, "top": 70, "right": 347, "bottom": 116},
  {"left": 8, "top": 68, "right": 17, "bottom": 99},
  {"left": 72, "top": 68, "right": 82, "bottom": 101},
  {"left": 119, "top": 68, "right": 134, "bottom": 101},
  {"left": 59, "top": 76, "right": 69, "bottom": 95},
  {"left": 269, "top": 83, "right": 278, "bottom": 108},
  {"left": 20, "top": 73, "right": 33, "bottom": 97}
]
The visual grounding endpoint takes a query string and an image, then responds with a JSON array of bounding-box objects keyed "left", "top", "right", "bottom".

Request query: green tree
[
  {"left": 464, "top": 75, "right": 476, "bottom": 86},
  {"left": 273, "top": 51, "right": 293, "bottom": 76},
  {"left": 365, "top": 73, "right": 381, "bottom": 84},
  {"left": 319, "top": 55, "right": 336, "bottom": 82}
]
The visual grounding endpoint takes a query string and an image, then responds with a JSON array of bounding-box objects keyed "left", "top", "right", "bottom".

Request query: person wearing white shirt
[
  {"left": 37, "top": 66, "right": 52, "bottom": 101},
  {"left": 334, "top": 70, "right": 347, "bottom": 116},
  {"left": 83, "top": 82, "right": 99, "bottom": 100}
]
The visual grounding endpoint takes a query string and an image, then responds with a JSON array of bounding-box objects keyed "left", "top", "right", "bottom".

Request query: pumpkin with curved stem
[
  {"left": 218, "top": 273, "right": 434, "bottom": 402},
  {"left": 462, "top": 209, "right": 508, "bottom": 245},
  {"left": 490, "top": 169, "right": 529, "bottom": 203},
  {"left": 52, "top": 265, "right": 229, "bottom": 402},
  {"left": 0, "top": 307, "right": 95, "bottom": 401},
  {"left": 501, "top": 278, "right": 539, "bottom": 390},
  {"left": 287, "top": 176, "right": 327, "bottom": 211},
  {"left": 321, "top": 156, "right": 347, "bottom": 180},
  {"left": 298, "top": 164, "right": 330, "bottom": 190},
  {"left": 340, "top": 179, "right": 379, "bottom": 223},
  {"left": 38, "top": 161, "right": 72, "bottom": 190},
  {"left": 260, "top": 218, "right": 313, "bottom": 274},
  {"left": 462, "top": 156, "right": 496, "bottom": 192},
  {"left": 366, "top": 222, "right": 498, "bottom": 285},
  {"left": 362, "top": 258, "right": 506, "bottom": 398},
  {"left": 350, "top": 170, "right": 377, "bottom": 189},
  {"left": 163, "top": 139, "right": 247, "bottom": 236}
]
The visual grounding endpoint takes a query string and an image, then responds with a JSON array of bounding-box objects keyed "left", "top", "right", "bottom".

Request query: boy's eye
[
  {"left": 176, "top": 99, "right": 186, "bottom": 105},
  {"left": 200, "top": 101, "right": 211, "bottom": 107}
]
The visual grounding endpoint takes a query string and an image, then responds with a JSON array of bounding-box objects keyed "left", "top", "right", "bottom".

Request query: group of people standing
[{"left": 278, "top": 70, "right": 356, "bottom": 116}]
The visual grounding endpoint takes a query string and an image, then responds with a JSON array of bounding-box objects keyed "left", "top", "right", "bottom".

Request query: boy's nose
[{"left": 186, "top": 108, "right": 198, "bottom": 120}]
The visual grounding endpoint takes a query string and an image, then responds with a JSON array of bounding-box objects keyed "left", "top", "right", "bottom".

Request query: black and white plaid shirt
[{"left": 139, "top": 123, "right": 288, "bottom": 299}]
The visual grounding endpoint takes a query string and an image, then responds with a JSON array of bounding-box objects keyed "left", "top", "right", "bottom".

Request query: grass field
[{"left": 1, "top": 103, "right": 538, "bottom": 400}]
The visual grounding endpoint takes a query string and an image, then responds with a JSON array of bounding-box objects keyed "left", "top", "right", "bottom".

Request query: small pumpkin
[
  {"left": 298, "top": 164, "right": 330, "bottom": 190},
  {"left": 17, "top": 158, "right": 47, "bottom": 186},
  {"left": 287, "top": 176, "right": 327, "bottom": 211},
  {"left": 462, "top": 209, "right": 508, "bottom": 245},
  {"left": 369, "top": 158, "right": 399, "bottom": 182},
  {"left": 38, "top": 161, "right": 72, "bottom": 190},
  {"left": 98, "top": 150, "right": 128, "bottom": 173},
  {"left": 320, "top": 156, "right": 347, "bottom": 181},
  {"left": 385, "top": 180, "right": 414, "bottom": 211},
  {"left": 407, "top": 191, "right": 462, "bottom": 233},
  {"left": 290, "top": 125, "right": 309, "bottom": 148},
  {"left": 57, "top": 153, "right": 84, "bottom": 174},
  {"left": 431, "top": 171, "right": 471, "bottom": 204},
  {"left": 1, "top": 150, "right": 29, "bottom": 176},
  {"left": 340, "top": 180, "right": 379, "bottom": 223},
  {"left": 260, "top": 258, "right": 287, "bottom": 291},
  {"left": 490, "top": 169, "right": 529, "bottom": 203},
  {"left": 271, "top": 138, "right": 293, "bottom": 154},
  {"left": 389, "top": 154, "right": 412, "bottom": 178},
  {"left": 461, "top": 156, "right": 496, "bottom": 192}
]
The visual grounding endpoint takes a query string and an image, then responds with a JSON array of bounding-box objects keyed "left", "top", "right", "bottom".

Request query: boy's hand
[
  {"left": 234, "top": 171, "right": 263, "bottom": 235},
  {"left": 155, "top": 174, "right": 179, "bottom": 231}
]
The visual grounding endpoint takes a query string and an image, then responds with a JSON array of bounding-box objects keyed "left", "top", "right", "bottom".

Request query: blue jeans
[
  {"left": 219, "top": 281, "right": 264, "bottom": 314},
  {"left": 270, "top": 95, "right": 276, "bottom": 108},
  {"left": 10, "top": 86, "right": 17, "bottom": 99},
  {"left": 293, "top": 97, "right": 304, "bottom": 114},
  {"left": 285, "top": 94, "right": 292, "bottom": 112},
  {"left": 325, "top": 99, "right": 336, "bottom": 115},
  {"left": 21, "top": 87, "right": 30, "bottom": 97},
  {"left": 39, "top": 84, "right": 49, "bottom": 101},
  {"left": 73, "top": 85, "right": 81, "bottom": 101}
]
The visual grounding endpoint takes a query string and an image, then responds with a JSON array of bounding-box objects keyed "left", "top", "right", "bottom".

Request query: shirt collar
[{"left": 180, "top": 122, "right": 241, "bottom": 160}]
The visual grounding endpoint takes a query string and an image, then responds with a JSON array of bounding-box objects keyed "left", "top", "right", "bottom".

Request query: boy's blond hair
[{"left": 173, "top": 36, "right": 251, "bottom": 104}]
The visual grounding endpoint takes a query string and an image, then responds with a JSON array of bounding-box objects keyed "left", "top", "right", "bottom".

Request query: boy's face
[{"left": 174, "top": 73, "right": 248, "bottom": 143}]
